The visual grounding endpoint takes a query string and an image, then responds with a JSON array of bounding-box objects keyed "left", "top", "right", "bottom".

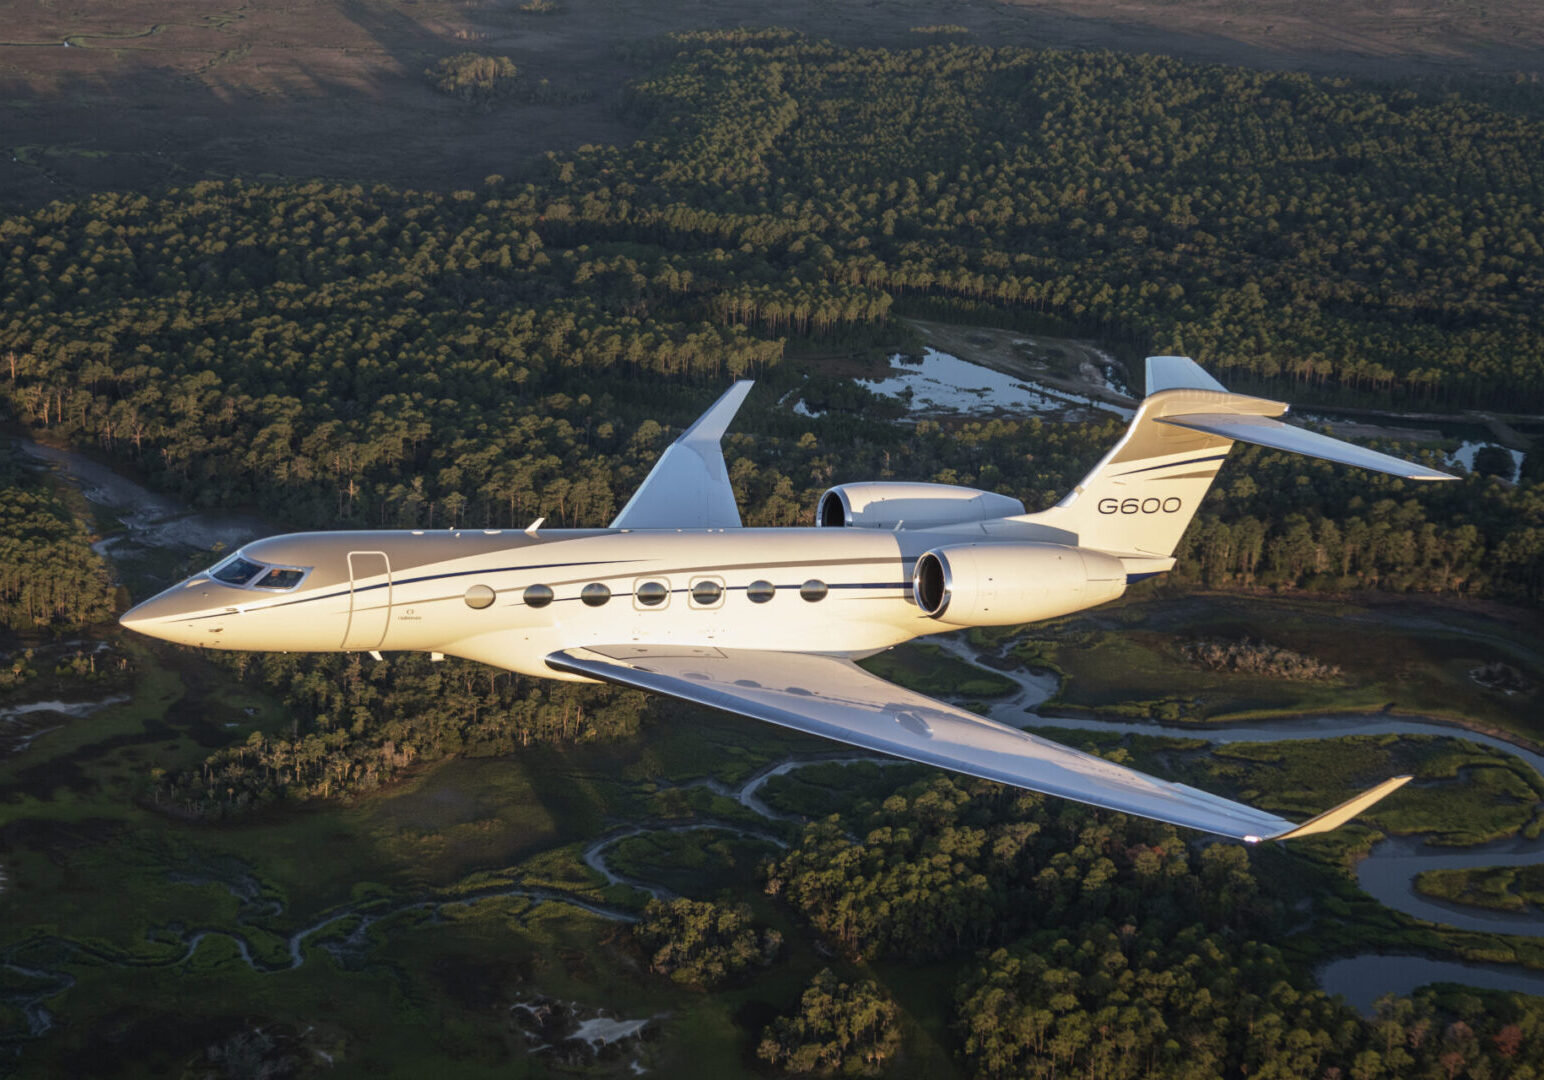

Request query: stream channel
[{"left": 6, "top": 436, "right": 1544, "bottom": 1032}]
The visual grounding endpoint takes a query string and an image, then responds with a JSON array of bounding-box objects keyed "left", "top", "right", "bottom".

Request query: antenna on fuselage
[{"left": 525, "top": 517, "right": 545, "bottom": 536}]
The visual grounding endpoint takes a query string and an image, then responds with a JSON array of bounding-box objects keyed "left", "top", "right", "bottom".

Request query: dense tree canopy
[
  {"left": 1, "top": 36, "right": 1541, "bottom": 604},
  {"left": 0, "top": 446, "right": 114, "bottom": 633},
  {"left": 634, "top": 897, "right": 782, "bottom": 988},
  {"left": 157, "top": 651, "right": 649, "bottom": 815},
  {"left": 764, "top": 772, "right": 1544, "bottom": 1080},
  {"left": 616, "top": 36, "right": 1544, "bottom": 407},
  {"left": 757, "top": 968, "right": 900, "bottom": 1077}
]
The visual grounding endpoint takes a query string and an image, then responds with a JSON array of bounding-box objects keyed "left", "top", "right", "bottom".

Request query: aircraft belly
[
  {"left": 444, "top": 626, "right": 577, "bottom": 679},
  {"left": 555, "top": 591, "right": 920, "bottom": 654}
]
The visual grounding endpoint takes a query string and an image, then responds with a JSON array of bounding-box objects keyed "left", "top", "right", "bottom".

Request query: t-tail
[{"left": 1023, "top": 356, "right": 1456, "bottom": 565}]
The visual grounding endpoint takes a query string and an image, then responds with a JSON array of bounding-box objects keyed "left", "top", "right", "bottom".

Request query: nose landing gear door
[{"left": 344, "top": 551, "right": 391, "bottom": 650}]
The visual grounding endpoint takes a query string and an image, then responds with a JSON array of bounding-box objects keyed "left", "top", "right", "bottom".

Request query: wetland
[
  {"left": 5, "top": 20, "right": 1544, "bottom": 1071},
  {"left": 5, "top": 380, "right": 1544, "bottom": 1076}
]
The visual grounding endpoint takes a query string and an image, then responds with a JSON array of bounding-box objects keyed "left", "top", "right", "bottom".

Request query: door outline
[{"left": 344, "top": 551, "right": 391, "bottom": 650}]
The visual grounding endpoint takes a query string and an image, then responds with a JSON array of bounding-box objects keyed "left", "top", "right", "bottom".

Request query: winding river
[
  {"left": 929, "top": 635, "right": 1544, "bottom": 1009},
  {"left": 16, "top": 438, "right": 267, "bottom": 557},
  {"left": 8, "top": 436, "right": 1544, "bottom": 1028}
]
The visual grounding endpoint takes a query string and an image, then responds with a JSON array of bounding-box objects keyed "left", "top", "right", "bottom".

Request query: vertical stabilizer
[
  {"left": 1030, "top": 385, "right": 1279, "bottom": 557},
  {"left": 1146, "top": 355, "right": 1227, "bottom": 394},
  {"left": 1019, "top": 357, "right": 1452, "bottom": 560}
]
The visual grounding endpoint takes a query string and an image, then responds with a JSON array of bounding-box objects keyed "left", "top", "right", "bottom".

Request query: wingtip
[
  {"left": 678, "top": 380, "right": 754, "bottom": 442},
  {"left": 1268, "top": 774, "right": 1413, "bottom": 841}
]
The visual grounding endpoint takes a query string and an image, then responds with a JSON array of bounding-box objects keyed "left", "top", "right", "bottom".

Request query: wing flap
[
  {"left": 609, "top": 381, "right": 754, "bottom": 530},
  {"left": 546, "top": 645, "right": 1401, "bottom": 842}
]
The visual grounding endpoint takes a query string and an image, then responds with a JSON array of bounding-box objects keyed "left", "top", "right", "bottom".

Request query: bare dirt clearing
[
  {"left": 2, "top": 0, "right": 1542, "bottom": 209},
  {"left": 1000, "top": 0, "right": 1544, "bottom": 78},
  {"left": 903, "top": 318, "right": 1136, "bottom": 410}
]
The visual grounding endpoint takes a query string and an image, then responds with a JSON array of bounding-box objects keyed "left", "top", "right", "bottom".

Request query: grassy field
[
  {"left": 1005, "top": 589, "right": 1544, "bottom": 742},
  {"left": 6, "top": 585, "right": 1544, "bottom": 1074},
  {"left": 861, "top": 643, "right": 1016, "bottom": 702},
  {"left": 1416, "top": 865, "right": 1544, "bottom": 914},
  {"left": 0, "top": 639, "right": 946, "bottom": 1077}
]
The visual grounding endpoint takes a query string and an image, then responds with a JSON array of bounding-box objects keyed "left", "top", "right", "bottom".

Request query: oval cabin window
[
  {"left": 581, "top": 583, "right": 611, "bottom": 608},
  {"left": 691, "top": 580, "right": 724, "bottom": 606},
  {"left": 464, "top": 584, "right": 496, "bottom": 609},
  {"left": 523, "top": 584, "right": 554, "bottom": 609},
  {"left": 636, "top": 581, "right": 668, "bottom": 607},
  {"left": 747, "top": 580, "right": 775, "bottom": 604},
  {"left": 800, "top": 580, "right": 828, "bottom": 602}
]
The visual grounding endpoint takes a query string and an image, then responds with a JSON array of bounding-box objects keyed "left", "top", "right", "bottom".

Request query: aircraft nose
[
  {"left": 118, "top": 589, "right": 215, "bottom": 644},
  {"left": 119, "top": 600, "right": 148, "bottom": 631},
  {"left": 119, "top": 595, "right": 171, "bottom": 640}
]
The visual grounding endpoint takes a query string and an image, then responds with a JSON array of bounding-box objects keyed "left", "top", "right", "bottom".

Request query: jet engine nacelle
[
  {"left": 913, "top": 543, "right": 1127, "bottom": 627},
  {"left": 817, "top": 482, "right": 1025, "bottom": 529}
]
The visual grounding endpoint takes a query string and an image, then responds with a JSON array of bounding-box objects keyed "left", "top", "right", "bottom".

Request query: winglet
[
  {"left": 609, "top": 381, "right": 754, "bottom": 530},
  {"left": 1261, "top": 775, "right": 1412, "bottom": 842},
  {"left": 677, "top": 379, "right": 754, "bottom": 445}
]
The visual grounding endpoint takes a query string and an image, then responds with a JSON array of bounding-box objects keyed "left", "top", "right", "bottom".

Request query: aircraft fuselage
[{"left": 122, "top": 526, "right": 991, "bottom": 678}]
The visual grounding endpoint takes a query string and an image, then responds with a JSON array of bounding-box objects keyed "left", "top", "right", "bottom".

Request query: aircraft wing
[
  {"left": 546, "top": 645, "right": 1408, "bottom": 842},
  {"left": 609, "top": 381, "right": 754, "bottom": 530}
]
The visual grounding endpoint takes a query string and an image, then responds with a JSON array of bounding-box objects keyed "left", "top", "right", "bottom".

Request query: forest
[
  {"left": 0, "top": 36, "right": 1541, "bottom": 615},
  {"left": 0, "top": 445, "right": 114, "bottom": 633},
  {"left": 154, "top": 650, "right": 650, "bottom": 815},
  {"left": 0, "top": 26, "right": 1540, "bottom": 831},
  {"left": 4, "top": 32, "right": 1544, "bottom": 1075},
  {"left": 644, "top": 772, "right": 1544, "bottom": 1078}
]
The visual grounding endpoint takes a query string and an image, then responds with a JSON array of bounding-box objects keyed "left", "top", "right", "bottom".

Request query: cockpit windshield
[
  {"left": 211, "top": 556, "right": 264, "bottom": 585},
  {"left": 208, "top": 554, "right": 310, "bottom": 591}
]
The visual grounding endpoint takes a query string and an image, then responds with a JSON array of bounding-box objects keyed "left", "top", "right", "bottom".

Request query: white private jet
[{"left": 121, "top": 357, "right": 1454, "bottom": 842}]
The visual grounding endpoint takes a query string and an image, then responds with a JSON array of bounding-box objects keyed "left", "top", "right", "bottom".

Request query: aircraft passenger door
[{"left": 343, "top": 551, "right": 391, "bottom": 650}]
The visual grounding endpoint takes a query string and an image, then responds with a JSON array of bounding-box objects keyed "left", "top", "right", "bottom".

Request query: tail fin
[{"left": 1025, "top": 357, "right": 1455, "bottom": 560}]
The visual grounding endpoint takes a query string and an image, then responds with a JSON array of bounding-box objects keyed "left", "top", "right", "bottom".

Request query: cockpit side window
[
  {"left": 252, "top": 567, "right": 306, "bottom": 590},
  {"left": 208, "top": 555, "right": 310, "bottom": 591},
  {"left": 211, "top": 556, "right": 264, "bottom": 585}
]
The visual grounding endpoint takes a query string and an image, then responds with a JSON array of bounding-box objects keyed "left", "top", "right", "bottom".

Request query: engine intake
[
  {"left": 817, "top": 482, "right": 1025, "bottom": 530},
  {"left": 913, "top": 543, "right": 1126, "bottom": 627}
]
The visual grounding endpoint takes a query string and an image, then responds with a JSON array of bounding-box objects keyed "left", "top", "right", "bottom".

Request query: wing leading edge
[{"left": 546, "top": 645, "right": 1409, "bottom": 842}]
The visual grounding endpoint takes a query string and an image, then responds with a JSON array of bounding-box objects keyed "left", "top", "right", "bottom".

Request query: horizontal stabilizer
[
  {"left": 1156, "top": 412, "right": 1457, "bottom": 482},
  {"left": 1267, "top": 775, "right": 1413, "bottom": 841}
]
